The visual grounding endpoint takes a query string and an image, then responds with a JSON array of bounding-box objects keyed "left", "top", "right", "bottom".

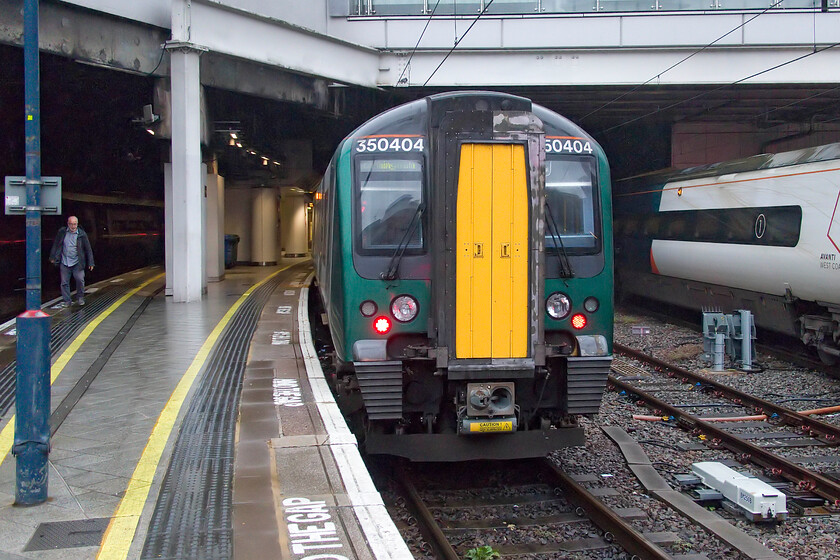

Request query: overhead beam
[
  {"left": 187, "top": 0, "right": 382, "bottom": 87},
  {"left": 0, "top": 0, "right": 357, "bottom": 111},
  {"left": 0, "top": 0, "right": 170, "bottom": 75},
  {"left": 380, "top": 47, "right": 840, "bottom": 88}
]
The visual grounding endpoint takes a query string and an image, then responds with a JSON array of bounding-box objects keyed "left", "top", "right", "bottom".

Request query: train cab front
[{"left": 327, "top": 92, "right": 613, "bottom": 462}]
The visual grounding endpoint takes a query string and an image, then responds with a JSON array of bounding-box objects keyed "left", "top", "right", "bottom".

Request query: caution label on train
[{"left": 470, "top": 421, "right": 514, "bottom": 433}]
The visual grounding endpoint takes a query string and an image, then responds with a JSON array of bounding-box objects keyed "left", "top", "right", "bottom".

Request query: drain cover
[{"left": 24, "top": 518, "right": 110, "bottom": 551}]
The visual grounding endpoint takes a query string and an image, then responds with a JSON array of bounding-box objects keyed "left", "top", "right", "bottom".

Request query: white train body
[
  {"left": 692, "top": 462, "right": 787, "bottom": 522},
  {"left": 615, "top": 144, "right": 840, "bottom": 364},
  {"left": 653, "top": 158, "right": 840, "bottom": 307}
]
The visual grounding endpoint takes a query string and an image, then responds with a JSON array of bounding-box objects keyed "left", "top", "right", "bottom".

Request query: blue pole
[
  {"left": 23, "top": 0, "right": 41, "bottom": 312},
  {"left": 14, "top": 0, "right": 51, "bottom": 506}
]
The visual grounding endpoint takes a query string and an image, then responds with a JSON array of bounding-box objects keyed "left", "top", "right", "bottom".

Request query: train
[
  {"left": 0, "top": 192, "right": 164, "bottom": 322},
  {"left": 312, "top": 91, "right": 614, "bottom": 461},
  {"left": 614, "top": 143, "right": 840, "bottom": 365}
]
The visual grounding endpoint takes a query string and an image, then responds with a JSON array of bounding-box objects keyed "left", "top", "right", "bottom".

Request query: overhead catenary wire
[
  {"left": 757, "top": 82, "right": 840, "bottom": 121},
  {"left": 599, "top": 40, "right": 840, "bottom": 134},
  {"left": 395, "top": 0, "right": 443, "bottom": 86},
  {"left": 423, "top": 0, "right": 495, "bottom": 87},
  {"left": 581, "top": 0, "right": 786, "bottom": 124}
]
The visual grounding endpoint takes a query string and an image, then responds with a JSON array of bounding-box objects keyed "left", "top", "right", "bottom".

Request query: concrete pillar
[
  {"left": 167, "top": 43, "right": 206, "bottom": 302},
  {"left": 251, "top": 187, "right": 277, "bottom": 265},
  {"left": 206, "top": 169, "right": 225, "bottom": 282},
  {"left": 280, "top": 192, "right": 309, "bottom": 257},
  {"left": 164, "top": 163, "right": 173, "bottom": 296}
]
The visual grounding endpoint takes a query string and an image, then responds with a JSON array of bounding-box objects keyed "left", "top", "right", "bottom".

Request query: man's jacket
[{"left": 50, "top": 226, "right": 95, "bottom": 268}]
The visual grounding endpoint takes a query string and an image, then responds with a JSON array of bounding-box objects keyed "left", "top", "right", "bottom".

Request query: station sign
[{"left": 4, "top": 176, "right": 62, "bottom": 215}]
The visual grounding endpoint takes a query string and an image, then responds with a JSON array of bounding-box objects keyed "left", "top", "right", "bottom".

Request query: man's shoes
[
  {"left": 56, "top": 301, "right": 70, "bottom": 309},
  {"left": 77, "top": 298, "right": 85, "bottom": 306}
]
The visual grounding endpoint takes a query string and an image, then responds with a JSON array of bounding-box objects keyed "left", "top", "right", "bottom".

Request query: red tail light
[
  {"left": 571, "top": 314, "right": 587, "bottom": 330},
  {"left": 374, "top": 316, "right": 391, "bottom": 334}
]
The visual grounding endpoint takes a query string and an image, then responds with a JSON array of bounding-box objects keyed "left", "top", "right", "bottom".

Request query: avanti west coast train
[
  {"left": 313, "top": 92, "right": 613, "bottom": 461},
  {"left": 614, "top": 143, "right": 840, "bottom": 365}
]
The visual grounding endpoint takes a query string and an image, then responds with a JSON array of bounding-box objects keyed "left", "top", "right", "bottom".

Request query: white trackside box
[{"left": 691, "top": 462, "right": 787, "bottom": 521}]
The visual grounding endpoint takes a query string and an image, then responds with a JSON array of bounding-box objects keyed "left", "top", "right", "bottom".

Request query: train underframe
[
  {"left": 800, "top": 304, "right": 840, "bottom": 365},
  {"left": 329, "top": 352, "right": 608, "bottom": 461}
]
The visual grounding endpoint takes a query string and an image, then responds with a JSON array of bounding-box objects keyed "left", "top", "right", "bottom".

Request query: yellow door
[{"left": 455, "top": 143, "right": 529, "bottom": 358}]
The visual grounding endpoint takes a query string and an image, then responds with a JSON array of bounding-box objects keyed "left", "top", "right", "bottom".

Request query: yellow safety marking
[
  {"left": 0, "top": 272, "right": 165, "bottom": 469},
  {"left": 97, "top": 265, "right": 292, "bottom": 560}
]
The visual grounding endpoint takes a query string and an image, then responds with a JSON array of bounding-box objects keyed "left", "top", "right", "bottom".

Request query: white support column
[
  {"left": 279, "top": 192, "right": 309, "bottom": 257},
  {"left": 166, "top": 40, "right": 207, "bottom": 302},
  {"left": 205, "top": 168, "right": 225, "bottom": 282},
  {"left": 164, "top": 163, "right": 173, "bottom": 296},
  {"left": 251, "top": 187, "right": 277, "bottom": 266}
]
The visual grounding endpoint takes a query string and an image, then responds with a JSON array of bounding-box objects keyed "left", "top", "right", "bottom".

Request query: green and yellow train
[{"left": 313, "top": 91, "right": 613, "bottom": 461}]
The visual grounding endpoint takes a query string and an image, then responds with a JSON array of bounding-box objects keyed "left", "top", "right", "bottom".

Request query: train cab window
[
  {"left": 545, "top": 156, "right": 600, "bottom": 254},
  {"left": 356, "top": 156, "right": 425, "bottom": 253}
]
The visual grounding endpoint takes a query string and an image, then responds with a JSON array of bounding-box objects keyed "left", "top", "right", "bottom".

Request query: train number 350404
[
  {"left": 545, "top": 138, "right": 593, "bottom": 155},
  {"left": 356, "top": 137, "right": 425, "bottom": 153}
]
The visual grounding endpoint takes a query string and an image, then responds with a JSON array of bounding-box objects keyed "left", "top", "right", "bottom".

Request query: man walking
[{"left": 49, "top": 215, "right": 94, "bottom": 307}]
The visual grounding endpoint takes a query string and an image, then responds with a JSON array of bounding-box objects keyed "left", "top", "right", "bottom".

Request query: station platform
[{"left": 0, "top": 261, "right": 411, "bottom": 559}]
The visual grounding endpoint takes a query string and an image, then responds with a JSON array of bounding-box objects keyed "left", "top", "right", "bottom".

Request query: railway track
[
  {"left": 384, "top": 458, "right": 673, "bottom": 559},
  {"left": 611, "top": 344, "right": 840, "bottom": 509}
]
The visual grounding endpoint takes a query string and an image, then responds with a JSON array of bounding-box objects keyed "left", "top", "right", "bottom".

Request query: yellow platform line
[
  {"left": 0, "top": 272, "right": 165, "bottom": 469},
  {"left": 97, "top": 265, "right": 292, "bottom": 560}
]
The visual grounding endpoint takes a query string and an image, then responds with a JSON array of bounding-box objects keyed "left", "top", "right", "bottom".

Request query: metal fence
[{"left": 350, "top": 0, "right": 838, "bottom": 15}]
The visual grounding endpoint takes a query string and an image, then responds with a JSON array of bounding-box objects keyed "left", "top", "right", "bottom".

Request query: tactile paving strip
[
  {"left": 0, "top": 275, "right": 154, "bottom": 415},
  {"left": 141, "top": 268, "right": 296, "bottom": 559},
  {"left": 24, "top": 518, "right": 110, "bottom": 551}
]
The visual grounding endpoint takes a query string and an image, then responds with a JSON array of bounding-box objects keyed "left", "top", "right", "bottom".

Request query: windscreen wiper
[
  {"left": 381, "top": 203, "right": 426, "bottom": 281},
  {"left": 545, "top": 202, "right": 574, "bottom": 279}
]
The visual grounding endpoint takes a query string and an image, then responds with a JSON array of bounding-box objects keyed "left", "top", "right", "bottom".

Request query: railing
[{"left": 350, "top": 0, "right": 837, "bottom": 15}]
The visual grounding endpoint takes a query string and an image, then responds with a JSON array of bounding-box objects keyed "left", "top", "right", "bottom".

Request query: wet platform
[{"left": 0, "top": 260, "right": 411, "bottom": 559}]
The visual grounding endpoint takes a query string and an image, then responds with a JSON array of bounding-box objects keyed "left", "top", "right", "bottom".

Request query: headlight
[
  {"left": 546, "top": 292, "right": 571, "bottom": 320},
  {"left": 360, "top": 300, "right": 377, "bottom": 317},
  {"left": 584, "top": 297, "right": 599, "bottom": 313},
  {"left": 391, "top": 295, "right": 419, "bottom": 322}
]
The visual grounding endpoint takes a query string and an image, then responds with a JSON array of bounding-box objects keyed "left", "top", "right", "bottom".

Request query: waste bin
[{"left": 224, "top": 234, "right": 240, "bottom": 269}]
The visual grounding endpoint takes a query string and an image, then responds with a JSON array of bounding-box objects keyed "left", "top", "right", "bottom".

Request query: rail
[
  {"left": 616, "top": 343, "right": 840, "bottom": 443},
  {"left": 392, "top": 459, "right": 673, "bottom": 559},
  {"left": 610, "top": 359, "right": 840, "bottom": 505}
]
